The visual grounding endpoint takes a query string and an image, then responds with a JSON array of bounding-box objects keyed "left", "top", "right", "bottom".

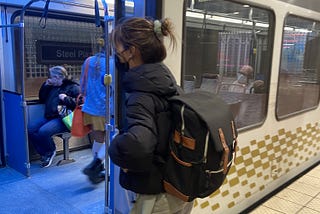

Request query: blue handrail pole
[
  {"left": 101, "top": 0, "right": 114, "bottom": 213},
  {"left": 19, "top": 0, "right": 42, "bottom": 177},
  {"left": 0, "top": 0, "right": 42, "bottom": 177}
]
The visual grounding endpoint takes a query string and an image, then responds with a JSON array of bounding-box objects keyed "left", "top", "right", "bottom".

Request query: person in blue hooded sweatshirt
[{"left": 81, "top": 38, "right": 114, "bottom": 184}]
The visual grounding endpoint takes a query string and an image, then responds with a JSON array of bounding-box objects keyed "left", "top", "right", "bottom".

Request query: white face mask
[{"left": 237, "top": 74, "right": 247, "bottom": 84}]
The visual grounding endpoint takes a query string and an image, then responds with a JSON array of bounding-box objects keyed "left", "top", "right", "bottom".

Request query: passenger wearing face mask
[
  {"left": 229, "top": 65, "right": 253, "bottom": 93},
  {"left": 109, "top": 17, "right": 194, "bottom": 214}
]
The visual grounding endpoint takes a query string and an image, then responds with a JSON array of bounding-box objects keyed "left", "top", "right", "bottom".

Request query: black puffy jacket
[
  {"left": 109, "top": 63, "right": 178, "bottom": 194},
  {"left": 39, "top": 79, "right": 80, "bottom": 119}
]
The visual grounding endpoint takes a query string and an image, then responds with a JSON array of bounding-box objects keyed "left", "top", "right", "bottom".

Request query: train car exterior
[
  {"left": 0, "top": 0, "right": 319, "bottom": 213},
  {"left": 178, "top": 1, "right": 320, "bottom": 213}
]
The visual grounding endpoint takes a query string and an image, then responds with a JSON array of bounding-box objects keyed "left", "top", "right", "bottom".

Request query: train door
[
  {"left": 0, "top": 4, "right": 31, "bottom": 176},
  {"left": 3, "top": 90, "right": 30, "bottom": 175}
]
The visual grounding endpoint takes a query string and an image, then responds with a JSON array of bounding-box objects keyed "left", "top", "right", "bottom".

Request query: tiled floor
[{"left": 250, "top": 163, "right": 320, "bottom": 214}]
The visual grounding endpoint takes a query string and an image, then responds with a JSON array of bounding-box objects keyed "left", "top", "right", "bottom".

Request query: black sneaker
[
  {"left": 89, "top": 171, "right": 105, "bottom": 184},
  {"left": 41, "top": 150, "right": 56, "bottom": 168},
  {"left": 82, "top": 158, "right": 104, "bottom": 176},
  {"left": 40, "top": 156, "right": 46, "bottom": 162}
]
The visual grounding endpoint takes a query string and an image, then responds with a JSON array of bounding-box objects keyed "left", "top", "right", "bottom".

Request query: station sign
[{"left": 36, "top": 40, "right": 92, "bottom": 64}]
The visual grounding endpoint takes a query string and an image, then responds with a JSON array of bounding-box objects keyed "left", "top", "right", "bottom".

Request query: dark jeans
[{"left": 28, "top": 117, "right": 68, "bottom": 156}]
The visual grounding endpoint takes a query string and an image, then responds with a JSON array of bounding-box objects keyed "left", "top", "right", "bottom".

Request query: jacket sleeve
[
  {"left": 62, "top": 82, "right": 80, "bottom": 111},
  {"left": 109, "top": 93, "right": 158, "bottom": 172},
  {"left": 38, "top": 82, "right": 52, "bottom": 103}
]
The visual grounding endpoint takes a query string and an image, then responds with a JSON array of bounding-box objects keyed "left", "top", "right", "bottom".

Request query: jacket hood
[{"left": 123, "top": 63, "right": 177, "bottom": 97}]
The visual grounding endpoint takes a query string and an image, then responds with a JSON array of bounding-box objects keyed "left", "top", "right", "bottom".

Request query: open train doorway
[{"left": 0, "top": 0, "right": 163, "bottom": 213}]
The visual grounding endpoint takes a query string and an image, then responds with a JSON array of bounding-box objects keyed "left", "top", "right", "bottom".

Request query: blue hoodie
[{"left": 80, "top": 52, "right": 114, "bottom": 116}]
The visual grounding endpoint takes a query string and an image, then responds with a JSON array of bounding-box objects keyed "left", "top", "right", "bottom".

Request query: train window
[
  {"left": 12, "top": 14, "right": 104, "bottom": 99},
  {"left": 277, "top": 15, "right": 320, "bottom": 119},
  {"left": 183, "top": 0, "right": 274, "bottom": 129}
]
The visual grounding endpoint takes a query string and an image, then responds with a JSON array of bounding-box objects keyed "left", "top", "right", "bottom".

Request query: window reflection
[
  {"left": 277, "top": 15, "right": 320, "bottom": 118},
  {"left": 183, "top": 0, "right": 274, "bottom": 129}
]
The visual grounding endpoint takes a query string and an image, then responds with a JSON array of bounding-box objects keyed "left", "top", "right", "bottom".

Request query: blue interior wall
[{"left": 0, "top": 88, "right": 4, "bottom": 167}]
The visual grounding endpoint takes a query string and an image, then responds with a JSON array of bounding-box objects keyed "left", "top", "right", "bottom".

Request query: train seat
[
  {"left": 199, "top": 73, "right": 220, "bottom": 93},
  {"left": 27, "top": 103, "right": 75, "bottom": 165},
  {"left": 218, "top": 82, "right": 246, "bottom": 94},
  {"left": 26, "top": 103, "right": 91, "bottom": 163},
  {"left": 53, "top": 132, "right": 74, "bottom": 165},
  {"left": 183, "top": 75, "right": 197, "bottom": 93}
]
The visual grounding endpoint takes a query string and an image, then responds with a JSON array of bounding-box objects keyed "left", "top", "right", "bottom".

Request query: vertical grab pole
[
  {"left": 101, "top": 0, "right": 113, "bottom": 213},
  {"left": 19, "top": 0, "right": 42, "bottom": 177}
]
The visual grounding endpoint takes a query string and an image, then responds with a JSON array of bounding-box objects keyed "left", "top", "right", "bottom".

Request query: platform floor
[
  {"left": 250, "top": 163, "right": 320, "bottom": 214},
  {"left": 0, "top": 149, "right": 319, "bottom": 214}
]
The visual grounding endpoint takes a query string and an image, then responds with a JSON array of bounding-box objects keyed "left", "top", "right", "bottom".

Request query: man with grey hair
[
  {"left": 28, "top": 66, "right": 80, "bottom": 167},
  {"left": 229, "top": 65, "right": 254, "bottom": 93}
]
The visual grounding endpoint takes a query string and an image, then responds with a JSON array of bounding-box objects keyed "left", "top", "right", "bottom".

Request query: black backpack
[{"left": 159, "top": 91, "right": 238, "bottom": 202}]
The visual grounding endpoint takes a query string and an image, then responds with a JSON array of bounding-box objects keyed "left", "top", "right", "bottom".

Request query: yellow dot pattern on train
[{"left": 192, "top": 122, "right": 320, "bottom": 213}]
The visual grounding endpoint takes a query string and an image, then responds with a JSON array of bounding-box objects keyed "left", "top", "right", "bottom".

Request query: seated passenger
[
  {"left": 229, "top": 65, "right": 253, "bottom": 93},
  {"left": 251, "top": 80, "right": 265, "bottom": 94},
  {"left": 28, "top": 66, "right": 80, "bottom": 167}
]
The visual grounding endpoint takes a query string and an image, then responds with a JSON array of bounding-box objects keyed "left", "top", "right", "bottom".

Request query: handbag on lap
[
  {"left": 62, "top": 111, "right": 73, "bottom": 130},
  {"left": 71, "top": 99, "right": 90, "bottom": 137},
  {"left": 58, "top": 105, "right": 73, "bottom": 131}
]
